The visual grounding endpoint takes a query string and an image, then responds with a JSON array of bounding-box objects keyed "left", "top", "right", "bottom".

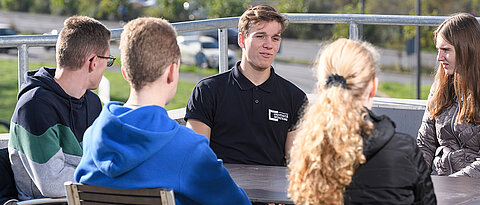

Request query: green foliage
[
  {"left": 205, "top": 0, "right": 249, "bottom": 18},
  {"left": 49, "top": 0, "right": 78, "bottom": 16},
  {"left": 3, "top": 0, "right": 480, "bottom": 64},
  {"left": 30, "top": 0, "right": 50, "bottom": 13},
  {"left": 276, "top": 0, "right": 308, "bottom": 13},
  {"left": 0, "top": 0, "right": 32, "bottom": 11},
  {"left": 332, "top": 2, "right": 360, "bottom": 39},
  {"left": 143, "top": 0, "right": 191, "bottom": 22}
]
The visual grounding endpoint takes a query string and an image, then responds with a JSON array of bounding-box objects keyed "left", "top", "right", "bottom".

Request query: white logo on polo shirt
[{"left": 268, "top": 109, "right": 288, "bottom": 122}]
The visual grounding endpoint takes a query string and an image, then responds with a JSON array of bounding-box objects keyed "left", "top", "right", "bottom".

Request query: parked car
[
  {"left": 178, "top": 35, "right": 237, "bottom": 69},
  {"left": 0, "top": 24, "right": 17, "bottom": 53},
  {"left": 200, "top": 28, "right": 239, "bottom": 49}
]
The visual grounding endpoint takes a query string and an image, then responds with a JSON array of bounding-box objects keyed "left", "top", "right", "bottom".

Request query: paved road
[
  {"left": 0, "top": 10, "right": 124, "bottom": 34},
  {"left": 272, "top": 61, "right": 434, "bottom": 94},
  {"left": 276, "top": 38, "right": 438, "bottom": 68},
  {"left": 0, "top": 45, "right": 433, "bottom": 95}
]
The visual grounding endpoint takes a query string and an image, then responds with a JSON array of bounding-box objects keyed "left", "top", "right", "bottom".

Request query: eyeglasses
[{"left": 89, "top": 55, "right": 116, "bottom": 67}]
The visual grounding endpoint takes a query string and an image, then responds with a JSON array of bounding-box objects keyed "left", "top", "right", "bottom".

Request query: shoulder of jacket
[{"left": 387, "top": 132, "right": 417, "bottom": 152}]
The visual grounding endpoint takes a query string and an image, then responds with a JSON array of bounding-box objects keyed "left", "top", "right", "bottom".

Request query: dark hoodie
[
  {"left": 344, "top": 109, "right": 437, "bottom": 204},
  {"left": 8, "top": 67, "right": 101, "bottom": 200}
]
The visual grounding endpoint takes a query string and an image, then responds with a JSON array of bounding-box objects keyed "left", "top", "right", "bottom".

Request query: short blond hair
[
  {"left": 238, "top": 4, "right": 288, "bottom": 37},
  {"left": 288, "top": 39, "right": 377, "bottom": 205},
  {"left": 56, "top": 16, "right": 110, "bottom": 70},
  {"left": 120, "top": 17, "right": 180, "bottom": 90}
]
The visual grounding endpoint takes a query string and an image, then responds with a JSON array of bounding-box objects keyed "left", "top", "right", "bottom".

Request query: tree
[
  {"left": 0, "top": 0, "right": 33, "bottom": 12},
  {"left": 205, "top": 0, "right": 249, "bottom": 18},
  {"left": 49, "top": 0, "right": 78, "bottom": 16}
]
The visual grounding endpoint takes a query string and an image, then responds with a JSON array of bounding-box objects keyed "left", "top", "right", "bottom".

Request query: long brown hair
[
  {"left": 288, "top": 38, "right": 376, "bottom": 205},
  {"left": 429, "top": 13, "right": 480, "bottom": 124}
]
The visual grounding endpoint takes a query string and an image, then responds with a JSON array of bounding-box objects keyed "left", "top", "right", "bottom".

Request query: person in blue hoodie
[
  {"left": 8, "top": 16, "right": 112, "bottom": 201},
  {"left": 74, "top": 17, "right": 251, "bottom": 205}
]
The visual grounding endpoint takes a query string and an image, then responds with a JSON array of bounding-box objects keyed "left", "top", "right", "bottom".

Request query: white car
[{"left": 178, "top": 35, "right": 236, "bottom": 69}]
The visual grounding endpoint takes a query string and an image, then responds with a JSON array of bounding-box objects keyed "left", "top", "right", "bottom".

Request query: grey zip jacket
[{"left": 417, "top": 94, "right": 480, "bottom": 177}]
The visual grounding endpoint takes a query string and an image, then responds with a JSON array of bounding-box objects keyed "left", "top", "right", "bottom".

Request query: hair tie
[{"left": 326, "top": 74, "right": 347, "bottom": 89}]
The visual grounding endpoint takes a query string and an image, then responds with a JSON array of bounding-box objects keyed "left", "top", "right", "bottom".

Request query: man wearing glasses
[{"left": 8, "top": 16, "right": 112, "bottom": 200}]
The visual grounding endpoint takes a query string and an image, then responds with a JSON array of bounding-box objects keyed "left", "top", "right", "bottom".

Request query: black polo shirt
[{"left": 185, "top": 61, "right": 307, "bottom": 166}]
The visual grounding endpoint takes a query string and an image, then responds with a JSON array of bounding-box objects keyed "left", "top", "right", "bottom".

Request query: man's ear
[
  {"left": 166, "top": 62, "right": 178, "bottom": 84},
  {"left": 121, "top": 67, "right": 128, "bottom": 81},
  {"left": 87, "top": 54, "right": 96, "bottom": 73},
  {"left": 238, "top": 33, "right": 245, "bottom": 48}
]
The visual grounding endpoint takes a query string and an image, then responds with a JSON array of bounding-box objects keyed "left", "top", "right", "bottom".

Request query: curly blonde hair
[{"left": 288, "top": 38, "right": 378, "bottom": 205}]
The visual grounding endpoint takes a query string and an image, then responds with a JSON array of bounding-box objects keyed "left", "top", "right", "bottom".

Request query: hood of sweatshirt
[
  {"left": 18, "top": 67, "right": 69, "bottom": 100},
  {"left": 362, "top": 109, "right": 396, "bottom": 160},
  {"left": 83, "top": 102, "right": 180, "bottom": 178},
  {"left": 14, "top": 67, "right": 98, "bottom": 142}
]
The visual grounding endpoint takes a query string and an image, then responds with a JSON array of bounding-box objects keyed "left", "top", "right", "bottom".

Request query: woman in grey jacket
[{"left": 417, "top": 13, "right": 480, "bottom": 177}]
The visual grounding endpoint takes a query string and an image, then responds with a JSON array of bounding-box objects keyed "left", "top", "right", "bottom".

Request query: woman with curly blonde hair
[{"left": 288, "top": 38, "right": 436, "bottom": 204}]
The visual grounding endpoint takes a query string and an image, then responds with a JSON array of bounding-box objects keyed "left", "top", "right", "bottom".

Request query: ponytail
[{"left": 288, "top": 86, "right": 373, "bottom": 205}]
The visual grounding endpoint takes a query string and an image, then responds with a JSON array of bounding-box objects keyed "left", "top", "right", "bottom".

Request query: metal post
[
  {"left": 349, "top": 23, "right": 359, "bottom": 40},
  {"left": 360, "top": 0, "right": 365, "bottom": 40},
  {"left": 18, "top": 44, "right": 29, "bottom": 89},
  {"left": 218, "top": 28, "right": 228, "bottom": 73},
  {"left": 415, "top": 0, "right": 421, "bottom": 99}
]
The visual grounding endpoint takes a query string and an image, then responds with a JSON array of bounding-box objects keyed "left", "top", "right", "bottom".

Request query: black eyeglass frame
[{"left": 89, "top": 55, "right": 116, "bottom": 67}]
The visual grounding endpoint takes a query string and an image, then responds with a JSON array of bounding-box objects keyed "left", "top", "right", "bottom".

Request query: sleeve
[
  {"left": 417, "top": 86, "right": 439, "bottom": 170},
  {"left": 179, "top": 141, "right": 251, "bottom": 205},
  {"left": 184, "top": 82, "right": 215, "bottom": 128},
  {"left": 412, "top": 142, "right": 437, "bottom": 204},
  {"left": 449, "top": 160, "right": 480, "bottom": 177},
  {"left": 288, "top": 90, "right": 308, "bottom": 132},
  {"left": 9, "top": 99, "right": 80, "bottom": 198}
]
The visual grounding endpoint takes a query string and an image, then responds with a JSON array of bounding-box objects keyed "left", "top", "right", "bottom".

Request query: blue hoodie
[{"left": 75, "top": 102, "right": 251, "bottom": 205}]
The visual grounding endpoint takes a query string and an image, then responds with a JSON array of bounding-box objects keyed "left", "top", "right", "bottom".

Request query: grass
[
  {"left": 379, "top": 81, "right": 431, "bottom": 100},
  {"left": 179, "top": 64, "right": 218, "bottom": 76},
  {"left": 0, "top": 57, "right": 431, "bottom": 133},
  {"left": 0, "top": 58, "right": 197, "bottom": 133},
  {"left": 102, "top": 70, "right": 196, "bottom": 110}
]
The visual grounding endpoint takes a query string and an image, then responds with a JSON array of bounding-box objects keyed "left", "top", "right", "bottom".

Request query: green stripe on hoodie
[{"left": 9, "top": 122, "right": 82, "bottom": 164}]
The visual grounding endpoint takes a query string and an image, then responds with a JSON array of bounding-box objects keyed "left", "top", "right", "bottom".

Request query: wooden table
[{"left": 224, "top": 163, "right": 480, "bottom": 204}]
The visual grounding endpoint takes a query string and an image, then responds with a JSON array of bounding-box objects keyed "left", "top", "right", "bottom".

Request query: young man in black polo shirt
[{"left": 185, "top": 4, "right": 307, "bottom": 166}]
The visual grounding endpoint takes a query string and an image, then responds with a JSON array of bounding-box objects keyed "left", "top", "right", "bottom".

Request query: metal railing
[{"left": 0, "top": 14, "right": 457, "bottom": 93}]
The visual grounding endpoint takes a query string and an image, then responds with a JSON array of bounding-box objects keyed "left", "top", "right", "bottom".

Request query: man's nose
[{"left": 263, "top": 38, "right": 273, "bottom": 49}]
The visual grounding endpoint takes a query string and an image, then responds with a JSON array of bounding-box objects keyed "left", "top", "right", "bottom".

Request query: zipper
[
  {"left": 447, "top": 103, "right": 464, "bottom": 174},
  {"left": 450, "top": 104, "right": 464, "bottom": 148}
]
